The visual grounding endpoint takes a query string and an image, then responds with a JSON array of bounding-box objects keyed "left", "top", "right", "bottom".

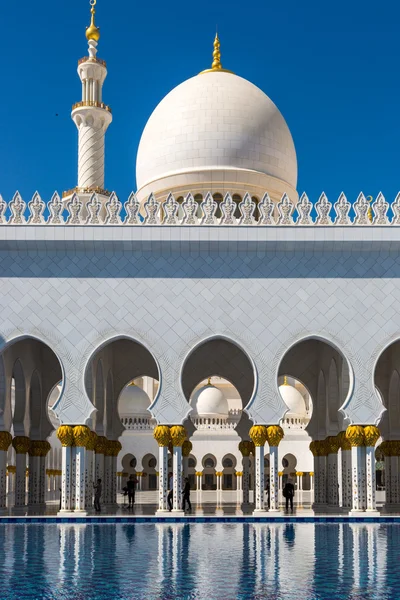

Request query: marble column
[
  {"left": 310, "top": 440, "right": 328, "bottom": 510},
  {"left": 364, "top": 426, "right": 380, "bottom": 513},
  {"left": 169, "top": 426, "right": 186, "bottom": 514},
  {"left": 154, "top": 425, "right": 170, "bottom": 514},
  {"left": 71, "top": 426, "right": 93, "bottom": 513},
  {"left": 338, "top": 432, "right": 352, "bottom": 511},
  {"left": 28, "top": 440, "right": 51, "bottom": 507},
  {"left": 326, "top": 436, "right": 340, "bottom": 509},
  {"left": 346, "top": 425, "right": 367, "bottom": 514},
  {"left": 249, "top": 427, "right": 268, "bottom": 513},
  {"left": 56, "top": 426, "right": 74, "bottom": 513},
  {"left": 268, "top": 426, "right": 284, "bottom": 512},
  {"left": 382, "top": 440, "right": 400, "bottom": 511},
  {"left": 84, "top": 431, "right": 97, "bottom": 510},
  {"left": 12, "top": 436, "right": 30, "bottom": 507},
  {"left": 238, "top": 441, "right": 252, "bottom": 510},
  {"left": 0, "top": 432, "right": 12, "bottom": 510}
]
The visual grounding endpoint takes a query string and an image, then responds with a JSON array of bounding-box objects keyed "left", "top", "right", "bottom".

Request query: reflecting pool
[{"left": 0, "top": 523, "right": 399, "bottom": 599}]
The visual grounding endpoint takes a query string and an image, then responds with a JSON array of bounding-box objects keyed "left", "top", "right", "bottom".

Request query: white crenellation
[
  {"left": 124, "top": 193, "right": 141, "bottom": 225},
  {"left": 334, "top": 193, "right": 351, "bottom": 225},
  {"left": 105, "top": 192, "right": 122, "bottom": 225},
  {"left": 315, "top": 192, "right": 332, "bottom": 225},
  {"left": 297, "top": 193, "right": 313, "bottom": 225},
  {"left": 354, "top": 193, "right": 370, "bottom": 225},
  {"left": 0, "top": 190, "right": 399, "bottom": 225},
  {"left": 277, "top": 193, "right": 294, "bottom": 225}
]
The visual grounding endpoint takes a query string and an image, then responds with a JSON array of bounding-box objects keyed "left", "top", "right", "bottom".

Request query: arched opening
[
  {"left": 278, "top": 337, "right": 351, "bottom": 441},
  {"left": 282, "top": 453, "right": 297, "bottom": 488},
  {"left": 85, "top": 337, "right": 160, "bottom": 442},
  {"left": 222, "top": 453, "right": 237, "bottom": 490},
  {"left": 202, "top": 454, "right": 217, "bottom": 490}
]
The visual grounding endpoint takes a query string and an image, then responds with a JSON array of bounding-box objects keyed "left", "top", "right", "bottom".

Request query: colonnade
[
  {"left": 56, "top": 426, "right": 121, "bottom": 514},
  {"left": 0, "top": 432, "right": 53, "bottom": 511},
  {"left": 309, "top": 425, "right": 381, "bottom": 514}
]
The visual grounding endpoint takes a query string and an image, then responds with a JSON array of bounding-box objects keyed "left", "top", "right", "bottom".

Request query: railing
[
  {"left": 72, "top": 100, "right": 111, "bottom": 113},
  {"left": 0, "top": 191, "right": 399, "bottom": 226},
  {"left": 121, "top": 417, "right": 154, "bottom": 430},
  {"left": 78, "top": 56, "right": 107, "bottom": 67}
]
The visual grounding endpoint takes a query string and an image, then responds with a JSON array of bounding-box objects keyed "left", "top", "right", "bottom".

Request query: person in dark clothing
[
  {"left": 182, "top": 477, "right": 192, "bottom": 512},
  {"left": 283, "top": 480, "right": 295, "bottom": 511},
  {"left": 167, "top": 472, "right": 173, "bottom": 511},
  {"left": 93, "top": 478, "right": 102, "bottom": 512},
  {"left": 126, "top": 474, "right": 138, "bottom": 508}
]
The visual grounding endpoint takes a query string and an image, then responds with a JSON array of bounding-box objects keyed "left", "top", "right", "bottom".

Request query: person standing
[
  {"left": 283, "top": 479, "right": 295, "bottom": 512},
  {"left": 93, "top": 478, "right": 102, "bottom": 512},
  {"left": 167, "top": 472, "right": 173, "bottom": 511},
  {"left": 127, "top": 474, "right": 138, "bottom": 509},
  {"left": 182, "top": 477, "right": 192, "bottom": 512}
]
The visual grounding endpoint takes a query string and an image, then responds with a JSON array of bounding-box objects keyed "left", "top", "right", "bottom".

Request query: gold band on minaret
[
  {"left": 86, "top": 0, "right": 100, "bottom": 42},
  {"left": 200, "top": 33, "right": 234, "bottom": 75}
]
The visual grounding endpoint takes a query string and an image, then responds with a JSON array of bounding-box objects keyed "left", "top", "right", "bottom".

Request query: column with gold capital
[
  {"left": 170, "top": 425, "right": 186, "bottom": 513},
  {"left": 381, "top": 440, "right": 400, "bottom": 511},
  {"left": 238, "top": 441, "right": 252, "bottom": 509},
  {"left": 28, "top": 440, "right": 51, "bottom": 507},
  {"left": 0, "top": 432, "right": 12, "bottom": 509},
  {"left": 56, "top": 426, "right": 74, "bottom": 512},
  {"left": 326, "top": 436, "right": 340, "bottom": 508},
  {"left": 249, "top": 425, "right": 268, "bottom": 513},
  {"left": 85, "top": 431, "right": 97, "bottom": 510},
  {"left": 338, "top": 431, "right": 352, "bottom": 510},
  {"left": 346, "top": 425, "right": 366, "bottom": 513},
  {"left": 267, "top": 425, "right": 284, "bottom": 512},
  {"left": 154, "top": 425, "right": 171, "bottom": 513},
  {"left": 364, "top": 425, "right": 380, "bottom": 513},
  {"left": 12, "top": 436, "right": 30, "bottom": 507},
  {"left": 94, "top": 435, "right": 107, "bottom": 494},
  {"left": 72, "top": 426, "right": 92, "bottom": 512}
]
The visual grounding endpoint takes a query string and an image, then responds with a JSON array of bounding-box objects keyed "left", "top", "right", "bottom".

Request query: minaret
[{"left": 64, "top": 0, "right": 112, "bottom": 206}]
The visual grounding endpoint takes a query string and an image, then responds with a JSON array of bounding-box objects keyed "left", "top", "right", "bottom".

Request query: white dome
[
  {"left": 136, "top": 71, "right": 297, "bottom": 201},
  {"left": 279, "top": 384, "right": 307, "bottom": 416},
  {"left": 118, "top": 384, "right": 151, "bottom": 416},
  {"left": 190, "top": 382, "right": 229, "bottom": 417}
]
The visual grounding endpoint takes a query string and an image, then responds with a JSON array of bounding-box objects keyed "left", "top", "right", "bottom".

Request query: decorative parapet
[{"left": 0, "top": 190, "right": 399, "bottom": 226}]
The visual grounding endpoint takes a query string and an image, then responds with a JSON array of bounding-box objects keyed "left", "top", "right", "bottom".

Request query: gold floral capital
[
  {"left": 296, "top": 471, "right": 304, "bottom": 477},
  {"left": 326, "top": 436, "right": 341, "bottom": 454},
  {"left": 195, "top": 471, "right": 203, "bottom": 477},
  {"left": 363, "top": 425, "right": 380, "bottom": 447},
  {"left": 309, "top": 471, "right": 314, "bottom": 476},
  {"left": 238, "top": 440, "right": 252, "bottom": 457},
  {"left": 337, "top": 431, "right": 351, "bottom": 451},
  {"left": 346, "top": 425, "right": 365, "bottom": 447},
  {"left": 0, "top": 431, "right": 12, "bottom": 451},
  {"left": 95, "top": 436, "right": 108, "bottom": 454},
  {"left": 29, "top": 440, "right": 51, "bottom": 457},
  {"left": 267, "top": 425, "right": 284, "bottom": 447},
  {"left": 56, "top": 426, "right": 74, "bottom": 447},
  {"left": 182, "top": 440, "right": 193, "bottom": 457},
  {"left": 73, "top": 426, "right": 92, "bottom": 448},
  {"left": 86, "top": 430, "right": 98, "bottom": 451},
  {"left": 170, "top": 425, "right": 186, "bottom": 447},
  {"left": 278, "top": 471, "right": 283, "bottom": 476},
  {"left": 249, "top": 425, "right": 268, "bottom": 447},
  {"left": 153, "top": 425, "right": 171, "bottom": 447},
  {"left": 235, "top": 471, "right": 243, "bottom": 476},
  {"left": 12, "top": 436, "right": 31, "bottom": 454}
]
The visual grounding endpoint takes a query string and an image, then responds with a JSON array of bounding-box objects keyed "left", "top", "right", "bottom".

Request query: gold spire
[
  {"left": 207, "top": 377, "right": 212, "bottom": 385},
  {"left": 200, "top": 33, "right": 234, "bottom": 75},
  {"left": 86, "top": 0, "right": 100, "bottom": 42},
  {"left": 367, "top": 195, "right": 373, "bottom": 224},
  {"left": 282, "top": 376, "right": 288, "bottom": 386}
]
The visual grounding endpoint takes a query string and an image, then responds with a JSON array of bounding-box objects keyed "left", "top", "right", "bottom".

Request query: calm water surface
[{"left": 0, "top": 522, "right": 399, "bottom": 599}]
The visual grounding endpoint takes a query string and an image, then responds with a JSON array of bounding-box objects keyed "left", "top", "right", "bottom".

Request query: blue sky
[{"left": 0, "top": 0, "right": 398, "bottom": 204}]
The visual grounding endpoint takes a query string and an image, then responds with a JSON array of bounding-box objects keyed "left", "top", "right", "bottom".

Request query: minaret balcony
[
  {"left": 78, "top": 56, "right": 106, "bottom": 67},
  {"left": 72, "top": 100, "right": 111, "bottom": 114}
]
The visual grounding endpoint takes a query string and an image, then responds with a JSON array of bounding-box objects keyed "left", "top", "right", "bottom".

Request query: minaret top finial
[
  {"left": 199, "top": 33, "right": 234, "bottom": 75},
  {"left": 86, "top": 0, "right": 100, "bottom": 42},
  {"left": 212, "top": 33, "right": 222, "bottom": 70}
]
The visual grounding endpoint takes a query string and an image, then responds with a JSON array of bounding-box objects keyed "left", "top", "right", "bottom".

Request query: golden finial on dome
[
  {"left": 282, "top": 376, "right": 288, "bottom": 386},
  {"left": 207, "top": 377, "right": 212, "bottom": 385},
  {"left": 86, "top": 0, "right": 100, "bottom": 42},
  {"left": 199, "top": 33, "right": 234, "bottom": 75}
]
